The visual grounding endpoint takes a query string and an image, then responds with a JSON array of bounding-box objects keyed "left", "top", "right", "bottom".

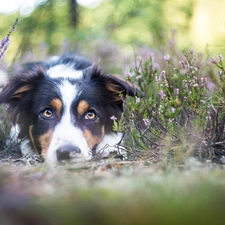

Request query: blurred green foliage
[
  {"left": 0, "top": 0, "right": 203, "bottom": 64},
  {"left": 0, "top": 0, "right": 224, "bottom": 68}
]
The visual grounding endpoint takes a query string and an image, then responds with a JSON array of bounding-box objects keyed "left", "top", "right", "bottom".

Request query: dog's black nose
[{"left": 56, "top": 145, "right": 81, "bottom": 161}]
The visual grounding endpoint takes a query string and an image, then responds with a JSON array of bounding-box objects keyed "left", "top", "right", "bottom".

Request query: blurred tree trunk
[{"left": 70, "top": 0, "right": 78, "bottom": 27}]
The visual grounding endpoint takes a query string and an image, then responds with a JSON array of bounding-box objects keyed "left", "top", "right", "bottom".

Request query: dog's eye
[
  {"left": 41, "top": 108, "right": 53, "bottom": 119},
  {"left": 85, "top": 110, "right": 97, "bottom": 120}
]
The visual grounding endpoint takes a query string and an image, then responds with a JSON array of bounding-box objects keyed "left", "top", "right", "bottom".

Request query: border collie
[{"left": 0, "top": 55, "right": 138, "bottom": 164}]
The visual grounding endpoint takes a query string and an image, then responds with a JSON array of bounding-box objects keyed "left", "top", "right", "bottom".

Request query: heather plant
[
  {"left": 206, "top": 55, "right": 225, "bottom": 155},
  {"left": 119, "top": 45, "right": 224, "bottom": 163},
  {"left": 0, "top": 18, "right": 18, "bottom": 61}
]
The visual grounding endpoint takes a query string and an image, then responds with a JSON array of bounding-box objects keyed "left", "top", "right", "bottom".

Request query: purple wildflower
[
  {"left": 210, "top": 57, "right": 216, "bottom": 64},
  {"left": 202, "top": 140, "right": 208, "bottom": 147},
  {"left": 206, "top": 111, "right": 211, "bottom": 120},
  {"left": 219, "top": 54, "right": 223, "bottom": 61},
  {"left": 0, "top": 36, "right": 9, "bottom": 48},
  {"left": 170, "top": 107, "right": 176, "bottom": 113},
  {"left": 143, "top": 118, "right": 150, "bottom": 126},
  {"left": 0, "top": 37, "right": 10, "bottom": 60},
  {"left": 193, "top": 76, "right": 198, "bottom": 81},
  {"left": 135, "top": 97, "right": 140, "bottom": 103},
  {"left": 0, "top": 18, "right": 19, "bottom": 60},
  {"left": 159, "top": 90, "right": 166, "bottom": 100},
  {"left": 136, "top": 75, "right": 142, "bottom": 80},
  {"left": 125, "top": 70, "right": 134, "bottom": 78},
  {"left": 155, "top": 76, "right": 161, "bottom": 86},
  {"left": 164, "top": 54, "right": 170, "bottom": 62},
  {"left": 179, "top": 60, "right": 186, "bottom": 68},
  {"left": 136, "top": 56, "right": 142, "bottom": 64},
  {"left": 175, "top": 88, "right": 179, "bottom": 95},
  {"left": 161, "top": 70, "right": 166, "bottom": 80},
  {"left": 110, "top": 115, "right": 117, "bottom": 121},
  {"left": 160, "top": 70, "right": 169, "bottom": 87}
]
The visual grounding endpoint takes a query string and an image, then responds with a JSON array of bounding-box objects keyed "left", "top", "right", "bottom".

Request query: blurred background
[{"left": 0, "top": 0, "right": 225, "bottom": 72}]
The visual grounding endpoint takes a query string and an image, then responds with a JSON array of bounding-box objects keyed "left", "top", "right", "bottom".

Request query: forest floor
[{"left": 1, "top": 156, "right": 225, "bottom": 225}]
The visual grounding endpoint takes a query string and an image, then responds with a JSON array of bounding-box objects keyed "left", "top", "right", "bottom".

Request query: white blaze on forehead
[
  {"left": 47, "top": 64, "right": 83, "bottom": 79},
  {"left": 59, "top": 80, "right": 78, "bottom": 107},
  {"left": 46, "top": 80, "right": 91, "bottom": 164}
]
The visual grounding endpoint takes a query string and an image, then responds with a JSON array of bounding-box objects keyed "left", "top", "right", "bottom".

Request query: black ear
[
  {"left": 105, "top": 74, "right": 142, "bottom": 98},
  {"left": 84, "top": 66, "right": 143, "bottom": 104},
  {"left": 0, "top": 65, "right": 46, "bottom": 106}
]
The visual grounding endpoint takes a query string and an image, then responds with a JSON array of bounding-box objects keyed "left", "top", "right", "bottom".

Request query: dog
[{"left": 0, "top": 54, "right": 138, "bottom": 163}]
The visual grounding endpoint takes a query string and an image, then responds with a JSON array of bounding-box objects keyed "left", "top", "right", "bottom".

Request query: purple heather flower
[
  {"left": 110, "top": 115, "right": 117, "bottom": 121},
  {"left": 0, "top": 36, "right": 10, "bottom": 60},
  {"left": 164, "top": 54, "right": 170, "bottom": 62},
  {"left": 193, "top": 76, "right": 198, "bottom": 81},
  {"left": 136, "top": 75, "right": 142, "bottom": 80},
  {"left": 135, "top": 97, "right": 140, "bottom": 103},
  {"left": 219, "top": 54, "right": 223, "bottom": 61},
  {"left": 143, "top": 118, "right": 150, "bottom": 126},
  {"left": 179, "top": 60, "right": 186, "bottom": 68},
  {"left": 159, "top": 90, "right": 166, "bottom": 100},
  {"left": 210, "top": 57, "right": 216, "bottom": 64},
  {"left": 0, "top": 47, "right": 8, "bottom": 60},
  {"left": 175, "top": 88, "right": 179, "bottom": 95},
  {"left": 0, "top": 18, "right": 18, "bottom": 61},
  {"left": 159, "top": 70, "right": 169, "bottom": 87},
  {"left": 161, "top": 70, "right": 166, "bottom": 80},
  {"left": 202, "top": 140, "right": 208, "bottom": 147},
  {"left": 155, "top": 76, "right": 161, "bottom": 86},
  {"left": 170, "top": 107, "right": 176, "bottom": 113},
  {"left": 0, "top": 36, "right": 9, "bottom": 48},
  {"left": 206, "top": 111, "right": 211, "bottom": 120},
  {"left": 193, "top": 83, "right": 199, "bottom": 87},
  {"left": 125, "top": 70, "right": 134, "bottom": 77},
  {"left": 136, "top": 56, "right": 142, "bottom": 63}
]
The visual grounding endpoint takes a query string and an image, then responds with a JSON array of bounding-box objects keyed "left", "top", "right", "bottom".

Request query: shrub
[{"left": 118, "top": 39, "right": 225, "bottom": 164}]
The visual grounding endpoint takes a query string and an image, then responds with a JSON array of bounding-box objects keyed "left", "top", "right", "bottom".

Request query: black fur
[{"left": 0, "top": 55, "right": 139, "bottom": 157}]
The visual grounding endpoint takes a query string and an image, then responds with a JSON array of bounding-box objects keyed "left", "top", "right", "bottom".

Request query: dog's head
[{"left": 0, "top": 55, "right": 139, "bottom": 163}]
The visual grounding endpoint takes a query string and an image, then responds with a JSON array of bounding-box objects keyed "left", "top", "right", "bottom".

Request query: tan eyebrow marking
[
  {"left": 77, "top": 100, "right": 90, "bottom": 116},
  {"left": 49, "top": 98, "right": 63, "bottom": 116}
]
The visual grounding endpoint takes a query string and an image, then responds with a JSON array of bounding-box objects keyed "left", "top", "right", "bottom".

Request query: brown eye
[
  {"left": 41, "top": 108, "right": 53, "bottom": 119},
  {"left": 85, "top": 110, "right": 97, "bottom": 120}
]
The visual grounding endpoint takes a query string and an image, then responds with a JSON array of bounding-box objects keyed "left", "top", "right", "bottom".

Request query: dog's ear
[
  {"left": 84, "top": 66, "right": 143, "bottom": 105},
  {"left": 0, "top": 65, "right": 46, "bottom": 106},
  {"left": 105, "top": 74, "right": 142, "bottom": 98}
]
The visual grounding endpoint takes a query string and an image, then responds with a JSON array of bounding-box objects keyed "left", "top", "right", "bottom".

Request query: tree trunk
[{"left": 70, "top": 0, "right": 78, "bottom": 27}]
